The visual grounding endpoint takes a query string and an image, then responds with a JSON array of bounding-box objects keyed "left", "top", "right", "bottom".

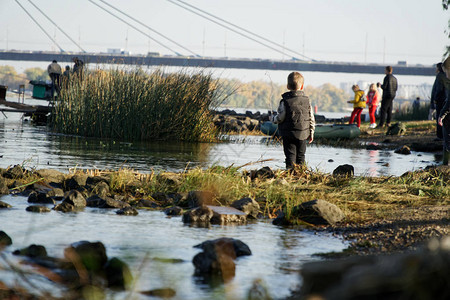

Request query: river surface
[
  {"left": 0, "top": 99, "right": 439, "bottom": 299},
  {"left": 0, "top": 100, "right": 440, "bottom": 177}
]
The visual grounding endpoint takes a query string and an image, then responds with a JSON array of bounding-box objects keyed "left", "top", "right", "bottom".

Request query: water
[
  {"left": 0, "top": 105, "right": 438, "bottom": 177},
  {"left": 0, "top": 195, "right": 346, "bottom": 299},
  {"left": 0, "top": 99, "right": 439, "bottom": 299}
]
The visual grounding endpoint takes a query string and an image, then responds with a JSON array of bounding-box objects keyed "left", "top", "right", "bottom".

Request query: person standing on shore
[
  {"left": 47, "top": 60, "right": 62, "bottom": 97},
  {"left": 273, "top": 72, "right": 315, "bottom": 169},
  {"left": 366, "top": 83, "right": 380, "bottom": 128},
  {"left": 431, "top": 62, "right": 447, "bottom": 140},
  {"left": 437, "top": 56, "right": 450, "bottom": 165},
  {"left": 72, "top": 57, "right": 84, "bottom": 78},
  {"left": 378, "top": 66, "right": 398, "bottom": 128},
  {"left": 347, "top": 84, "right": 365, "bottom": 128}
]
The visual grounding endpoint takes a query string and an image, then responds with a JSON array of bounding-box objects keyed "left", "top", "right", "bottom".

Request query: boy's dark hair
[
  {"left": 287, "top": 72, "right": 304, "bottom": 90},
  {"left": 385, "top": 66, "right": 393, "bottom": 73}
]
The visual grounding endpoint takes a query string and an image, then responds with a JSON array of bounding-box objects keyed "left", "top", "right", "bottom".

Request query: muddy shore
[{"left": 324, "top": 122, "right": 449, "bottom": 257}]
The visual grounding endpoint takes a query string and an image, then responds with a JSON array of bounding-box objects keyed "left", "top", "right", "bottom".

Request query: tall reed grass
[{"left": 52, "top": 67, "right": 222, "bottom": 142}]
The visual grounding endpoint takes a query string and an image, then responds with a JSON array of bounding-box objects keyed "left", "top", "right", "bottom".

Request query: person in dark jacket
[
  {"left": 273, "top": 72, "right": 315, "bottom": 169},
  {"left": 378, "top": 66, "right": 398, "bottom": 128},
  {"left": 437, "top": 56, "right": 450, "bottom": 165},
  {"left": 431, "top": 62, "right": 447, "bottom": 139}
]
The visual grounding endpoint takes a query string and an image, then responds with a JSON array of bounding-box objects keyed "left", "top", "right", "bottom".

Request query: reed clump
[{"left": 52, "top": 68, "right": 221, "bottom": 142}]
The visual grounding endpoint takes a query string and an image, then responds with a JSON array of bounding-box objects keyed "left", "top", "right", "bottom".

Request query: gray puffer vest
[{"left": 278, "top": 91, "right": 311, "bottom": 140}]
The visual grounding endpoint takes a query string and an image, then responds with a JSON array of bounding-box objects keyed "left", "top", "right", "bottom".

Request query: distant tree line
[
  {"left": 0, "top": 65, "right": 48, "bottom": 89},
  {"left": 218, "top": 78, "right": 351, "bottom": 112},
  {"left": 0, "top": 65, "right": 352, "bottom": 112}
]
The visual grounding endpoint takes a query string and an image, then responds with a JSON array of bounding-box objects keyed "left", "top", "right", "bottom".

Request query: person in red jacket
[{"left": 367, "top": 83, "right": 380, "bottom": 128}]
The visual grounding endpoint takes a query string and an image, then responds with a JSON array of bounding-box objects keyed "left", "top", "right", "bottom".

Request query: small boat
[{"left": 260, "top": 121, "right": 361, "bottom": 139}]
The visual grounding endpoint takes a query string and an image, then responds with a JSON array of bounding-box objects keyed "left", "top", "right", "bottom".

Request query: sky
[{"left": 0, "top": 0, "right": 448, "bottom": 87}]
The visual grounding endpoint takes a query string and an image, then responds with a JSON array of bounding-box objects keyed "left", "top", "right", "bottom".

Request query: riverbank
[
  {"left": 1, "top": 164, "right": 448, "bottom": 256},
  {"left": 0, "top": 163, "right": 448, "bottom": 299}
]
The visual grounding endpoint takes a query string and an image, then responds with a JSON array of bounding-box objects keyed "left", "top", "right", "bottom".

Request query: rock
[
  {"left": 64, "top": 241, "right": 107, "bottom": 272},
  {"left": 13, "top": 244, "right": 47, "bottom": 258},
  {"left": 104, "top": 257, "right": 133, "bottom": 289},
  {"left": 3, "top": 165, "right": 25, "bottom": 179},
  {"left": 0, "top": 176, "right": 9, "bottom": 195},
  {"left": 394, "top": 145, "right": 411, "bottom": 155},
  {"left": 182, "top": 205, "right": 247, "bottom": 224},
  {"left": 386, "top": 122, "right": 406, "bottom": 136},
  {"left": 182, "top": 205, "right": 214, "bottom": 223},
  {"left": 151, "top": 192, "right": 173, "bottom": 206},
  {"left": 27, "top": 191, "right": 55, "bottom": 204},
  {"left": 0, "top": 200, "right": 12, "bottom": 209},
  {"left": 194, "top": 238, "right": 252, "bottom": 257},
  {"left": 0, "top": 231, "right": 12, "bottom": 248},
  {"left": 116, "top": 206, "right": 138, "bottom": 215},
  {"left": 86, "top": 175, "right": 111, "bottom": 186},
  {"left": 63, "top": 190, "right": 86, "bottom": 207},
  {"left": 293, "top": 199, "right": 345, "bottom": 226},
  {"left": 297, "top": 237, "right": 450, "bottom": 300},
  {"left": 164, "top": 206, "right": 183, "bottom": 216},
  {"left": 65, "top": 173, "right": 88, "bottom": 190},
  {"left": 250, "top": 166, "right": 275, "bottom": 180},
  {"left": 26, "top": 205, "right": 51, "bottom": 213},
  {"left": 186, "top": 190, "right": 218, "bottom": 208},
  {"left": 97, "top": 197, "right": 130, "bottom": 209},
  {"left": 35, "top": 169, "right": 65, "bottom": 184},
  {"left": 272, "top": 211, "right": 291, "bottom": 226},
  {"left": 136, "top": 199, "right": 159, "bottom": 208},
  {"left": 53, "top": 201, "right": 76, "bottom": 212},
  {"left": 90, "top": 181, "right": 110, "bottom": 198},
  {"left": 140, "top": 288, "right": 176, "bottom": 298},
  {"left": 192, "top": 238, "right": 251, "bottom": 280},
  {"left": 333, "top": 164, "right": 354, "bottom": 177},
  {"left": 46, "top": 188, "right": 64, "bottom": 199},
  {"left": 231, "top": 197, "right": 260, "bottom": 219}
]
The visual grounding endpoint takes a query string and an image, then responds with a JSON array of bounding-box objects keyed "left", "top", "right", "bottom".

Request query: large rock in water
[
  {"left": 293, "top": 199, "right": 345, "bottom": 226},
  {"left": 64, "top": 241, "right": 107, "bottom": 272},
  {"left": 297, "top": 237, "right": 450, "bottom": 300},
  {"left": 192, "top": 238, "right": 251, "bottom": 281},
  {"left": 0, "top": 231, "right": 12, "bottom": 248}
]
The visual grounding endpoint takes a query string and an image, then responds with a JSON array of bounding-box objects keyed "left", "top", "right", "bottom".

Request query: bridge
[{"left": 0, "top": 50, "right": 435, "bottom": 76}]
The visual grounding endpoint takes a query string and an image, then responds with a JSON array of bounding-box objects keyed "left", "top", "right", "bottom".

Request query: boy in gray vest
[{"left": 273, "top": 72, "right": 315, "bottom": 169}]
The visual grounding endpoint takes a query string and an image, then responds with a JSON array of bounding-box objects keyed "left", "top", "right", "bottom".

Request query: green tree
[
  {"left": 0, "top": 65, "right": 27, "bottom": 89},
  {"left": 24, "top": 67, "right": 48, "bottom": 82}
]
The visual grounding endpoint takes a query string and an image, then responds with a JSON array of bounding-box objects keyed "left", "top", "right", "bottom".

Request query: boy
[{"left": 273, "top": 72, "right": 315, "bottom": 169}]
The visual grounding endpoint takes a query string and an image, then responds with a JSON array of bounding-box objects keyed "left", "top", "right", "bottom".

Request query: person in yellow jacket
[{"left": 347, "top": 84, "right": 366, "bottom": 128}]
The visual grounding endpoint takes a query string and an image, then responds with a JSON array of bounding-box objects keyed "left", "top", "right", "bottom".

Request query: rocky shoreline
[{"left": 0, "top": 156, "right": 448, "bottom": 299}]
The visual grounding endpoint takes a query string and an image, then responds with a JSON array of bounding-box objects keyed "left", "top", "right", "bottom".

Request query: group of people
[
  {"left": 272, "top": 58, "right": 450, "bottom": 170},
  {"left": 348, "top": 66, "right": 398, "bottom": 129},
  {"left": 47, "top": 57, "right": 84, "bottom": 97}
]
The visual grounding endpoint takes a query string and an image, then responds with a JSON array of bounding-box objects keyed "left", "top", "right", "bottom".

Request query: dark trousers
[
  {"left": 282, "top": 136, "right": 307, "bottom": 169},
  {"left": 443, "top": 123, "right": 450, "bottom": 165},
  {"left": 436, "top": 102, "right": 444, "bottom": 139},
  {"left": 378, "top": 96, "right": 394, "bottom": 127},
  {"left": 50, "top": 73, "right": 61, "bottom": 97}
]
